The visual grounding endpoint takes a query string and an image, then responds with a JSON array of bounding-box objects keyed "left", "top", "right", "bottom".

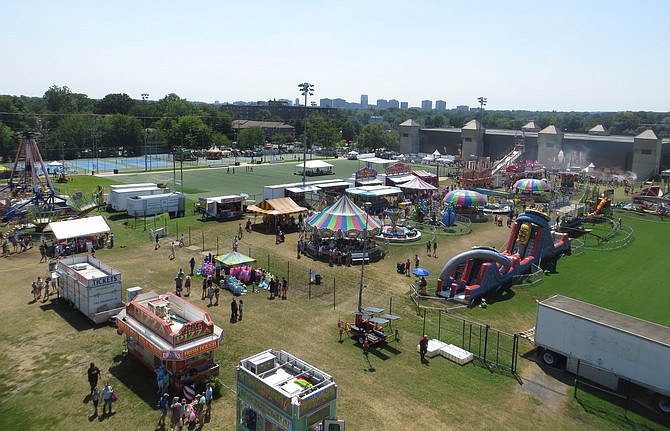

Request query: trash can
[
  {"left": 314, "top": 274, "right": 322, "bottom": 285},
  {"left": 113, "top": 169, "right": 119, "bottom": 174}
]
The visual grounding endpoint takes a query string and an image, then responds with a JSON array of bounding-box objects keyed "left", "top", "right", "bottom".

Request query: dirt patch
[{"left": 516, "top": 356, "right": 570, "bottom": 414}]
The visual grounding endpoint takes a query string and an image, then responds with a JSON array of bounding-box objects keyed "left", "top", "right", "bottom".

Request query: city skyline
[{"left": 3, "top": 1, "right": 670, "bottom": 112}]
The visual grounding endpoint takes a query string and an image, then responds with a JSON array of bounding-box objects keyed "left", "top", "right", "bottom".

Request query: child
[{"left": 414, "top": 254, "right": 420, "bottom": 269}]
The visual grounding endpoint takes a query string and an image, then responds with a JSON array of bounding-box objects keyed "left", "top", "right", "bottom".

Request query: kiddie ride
[
  {"left": 338, "top": 307, "right": 400, "bottom": 347},
  {"left": 436, "top": 209, "right": 571, "bottom": 305}
]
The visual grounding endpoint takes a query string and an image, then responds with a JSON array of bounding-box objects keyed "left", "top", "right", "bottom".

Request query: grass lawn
[{"left": 1, "top": 165, "right": 668, "bottom": 431}]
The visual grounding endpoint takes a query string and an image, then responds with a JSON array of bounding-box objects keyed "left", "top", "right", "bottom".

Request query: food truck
[
  {"left": 197, "top": 195, "right": 246, "bottom": 220},
  {"left": 57, "top": 255, "right": 125, "bottom": 324},
  {"left": 237, "top": 349, "right": 339, "bottom": 431},
  {"left": 116, "top": 291, "right": 223, "bottom": 393}
]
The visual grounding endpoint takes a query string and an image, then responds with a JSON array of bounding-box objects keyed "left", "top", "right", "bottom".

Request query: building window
[
  {"left": 402, "top": 133, "right": 409, "bottom": 138},
  {"left": 641, "top": 149, "right": 652, "bottom": 155},
  {"left": 464, "top": 137, "right": 472, "bottom": 142}
]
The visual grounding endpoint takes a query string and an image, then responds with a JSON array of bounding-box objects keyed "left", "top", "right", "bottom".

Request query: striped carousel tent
[
  {"left": 215, "top": 251, "right": 257, "bottom": 268},
  {"left": 307, "top": 194, "right": 382, "bottom": 233}
]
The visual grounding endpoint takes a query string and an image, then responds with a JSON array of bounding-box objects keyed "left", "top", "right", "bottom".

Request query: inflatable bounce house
[{"left": 436, "top": 209, "right": 570, "bottom": 305}]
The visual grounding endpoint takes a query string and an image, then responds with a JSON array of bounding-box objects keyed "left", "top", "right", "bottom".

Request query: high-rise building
[
  {"left": 377, "top": 99, "right": 388, "bottom": 109},
  {"left": 319, "top": 98, "right": 333, "bottom": 108},
  {"left": 388, "top": 99, "right": 399, "bottom": 109},
  {"left": 400, "top": 101, "right": 408, "bottom": 110},
  {"left": 333, "top": 98, "right": 346, "bottom": 108},
  {"left": 361, "top": 94, "right": 368, "bottom": 107},
  {"left": 295, "top": 98, "right": 301, "bottom": 106},
  {"left": 456, "top": 105, "right": 469, "bottom": 112},
  {"left": 435, "top": 100, "right": 446, "bottom": 111},
  {"left": 421, "top": 100, "right": 433, "bottom": 111}
]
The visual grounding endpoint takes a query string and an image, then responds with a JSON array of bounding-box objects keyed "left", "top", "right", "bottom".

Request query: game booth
[
  {"left": 236, "top": 349, "right": 339, "bottom": 431},
  {"left": 116, "top": 291, "right": 223, "bottom": 394}
]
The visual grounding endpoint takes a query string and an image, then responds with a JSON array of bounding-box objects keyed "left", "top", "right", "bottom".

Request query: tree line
[{"left": 1, "top": 85, "right": 668, "bottom": 162}]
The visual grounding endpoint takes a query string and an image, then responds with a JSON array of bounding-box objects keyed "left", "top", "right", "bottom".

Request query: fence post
[
  {"left": 483, "top": 324, "right": 490, "bottom": 367},
  {"left": 188, "top": 227, "right": 191, "bottom": 246},
  {"left": 176, "top": 221, "right": 179, "bottom": 239},
  {"left": 333, "top": 278, "right": 336, "bottom": 310},
  {"left": 512, "top": 334, "right": 518, "bottom": 374},
  {"left": 216, "top": 236, "right": 219, "bottom": 256},
  {"left": 422, "top": 309, "right": 426, "bottom": 336},
  {"left": 438, "top": 311, "right": 441, "bottom": 340},
  {"left": 389, "top": 297, "right": 392, "bottom": 315}
]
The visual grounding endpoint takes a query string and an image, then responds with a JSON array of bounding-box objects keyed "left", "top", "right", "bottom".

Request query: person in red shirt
[{"left": 419, "top": 335, "right": 429, "bottom": 362}]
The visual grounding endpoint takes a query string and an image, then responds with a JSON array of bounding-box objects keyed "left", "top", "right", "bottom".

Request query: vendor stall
[
  {"left": 46, "top": 215, "right": 111, "bottom": 254},
  {"left": 345, "top": 185, "right": 402, "bottom": 214},
  {"left": 247, "top": 197, "right": 307, "bottom": 232},
  {"left": 116, "top": 291, "right": 223, "bottom": 394},
  {"left": 197, "top": 195, "right": 246, "bottom": 221},
  {"left": 237, "top": 349, "right": 338, "bottom": 431}
]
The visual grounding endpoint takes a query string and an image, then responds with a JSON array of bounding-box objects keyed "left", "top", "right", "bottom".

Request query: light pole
[
  {"left": 358, "top": 201, "right": 372, "bottom": 312},
  {"left": 142, "top": 93, "right": 149, "bottom": 171},
  {"left": 299, "top": 82, "right": 314, "bottom": 186}
]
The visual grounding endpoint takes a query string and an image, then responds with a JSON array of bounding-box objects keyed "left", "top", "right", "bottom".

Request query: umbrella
[
  {"left": 215, "top": 251, "right": 257, "bottom": 268},
  {"left": 514, "top": 178, "right": 550, "bottom": 191},
  {"left": 412, "top": 267, "right": 430, "bottom": 277},
  {"left": 443, "top": 190, "right": 487, "bottom": 207}
]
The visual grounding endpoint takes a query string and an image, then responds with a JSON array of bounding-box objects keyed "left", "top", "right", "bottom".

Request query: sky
[{"left": 2, "top": 0, "right": 670, "bottom": 112}]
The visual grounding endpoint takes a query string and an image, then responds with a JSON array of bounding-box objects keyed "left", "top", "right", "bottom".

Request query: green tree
[
  {"left": 101, "top": 114, "right": 143, "bottom": 156},
  {"left": 0, "top": 122, "right": 15, "bottom": 161},
  {"left": 357, "top": 124, "right": 387, "bottom": 150},
  {"left": 238, "top": 126, "right": 264, "bottom": 149},
  {"left": 256, "top": 109, "right": 271, "bottom": 121},
  {"left": 168, "top": 115, "right": 212, "bottom": 148},
  {"left": 44, "top": 85, "right": 77, "bottom": 113},
  {"left": 97, "top": 93, "right": 134, "bottom": 115}
]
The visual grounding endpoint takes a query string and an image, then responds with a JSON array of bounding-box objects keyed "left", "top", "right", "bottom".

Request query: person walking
[
  {"left": 419, "top": 335, "right": 429, "bottom": 362},
  {"left": 155, "top": 233, "right": 160, "bottom": 250},
  {"left": 214, "top": 284, "right": 220, "bottom": 306},
  {"left": 101, "top": 383, "right": 114, "bottom": 415},
  {"left": 205, "top": 382, "right": 214, "bottom": 417},
  {"left": 237, "top": 223, "right": 244, "bottom": 239},
  {"left": 238, "top": 299, "right": 244, "bottom": 321},
  {"left": 433, "top": 240, "right": 437, "bottom": 258},
  {"left": 157, "top": 393, "right": 170, "bottom": 427},
  {"left": 208, "top": 284, "right": 215, "bottom": 306},
  {"left": 414, "top": 254, "right": 420, "bottom": 269},
  {"left": 189, "top": 257, "right": 196, "bottom": 276},
  {"left": 184, "top": 275, "right": 191, "bottom": 297},
  {"left": 170, "top": 396, "right": 183, "bottom": 430},
  {"left": 426, "top": 240, "right": 431, "bottom": 257},
  {"left": 91, "top": 387, "right": 100, "bottom": 416},
  {"left": 405, "top": 259, "right": 411, "bottom": 276},
  {"left": 87, "top": 362, "right": 101, "bottom": 394},
  {"left": 230, "top": 298, "right": 238, "bottom": 322},
  {"left": 281, "top": 277, "right": 288, "bottom": 300},
  {"left": 109, "top": 232, "right": 114, "bottom": 248},
  {"left": 169, "top": 241, "right": 176, "bottom": 260}
]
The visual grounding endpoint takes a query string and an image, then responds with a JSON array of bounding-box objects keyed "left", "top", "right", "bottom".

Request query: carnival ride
[
  {"left": 377, "top": 208, "right": 421, "bottom": 243},
  {"left": 436, "top": 209, "right": 571, "bottom": 305},
  {"left": 0, "top": 132, "right": 102, "bottom": 226},
  {"left": 338, "top": 307, "right": 400, "bottom": 346}
]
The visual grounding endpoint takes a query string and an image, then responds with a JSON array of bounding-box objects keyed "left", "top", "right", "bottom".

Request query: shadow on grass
[
  {"left": 483, "top": 286, "right": 516, "bottom": 305},
  {"left": 108, "top": 353, "right": 159, "bottom": 409},
  {"left": 40, "top": 298, "right": 116, "bottom": 332}
]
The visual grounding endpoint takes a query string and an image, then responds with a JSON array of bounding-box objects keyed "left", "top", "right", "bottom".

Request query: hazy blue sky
[{"left": 3, "top": 0, "right": 669, "bottom": 111}]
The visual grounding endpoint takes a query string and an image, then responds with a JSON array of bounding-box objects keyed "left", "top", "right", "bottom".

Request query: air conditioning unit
[
  {"left": 322, "top": 419, "right": 345, "bottom": 430},
  {"left": 247, "top": 351, "right": 276, "bottom": 375}
]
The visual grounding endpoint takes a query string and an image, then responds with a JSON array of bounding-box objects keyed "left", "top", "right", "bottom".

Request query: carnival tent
[
  {"left": 215, "top": 251, "right": 257, "bottom": 268},
  {"left": 247, "top": 197, "right": 307, "bottom": 216},
  {"left": 307, "top": 194, "right": 382, "bottom": 232},
  {"left": 513, "top": 178, "right": 550, "bottom": 191},
  {"left": 346, "top": 185, "right": 402, "bottom": 198},
  {"left": 399, "top": 176, "right": 437, "bottom": 191},
  {"left": 46, "top": 215, "right": 110, "bottom": 240},
  {"left": 443, "top": 190, "right": 487, "bottom": 207}
]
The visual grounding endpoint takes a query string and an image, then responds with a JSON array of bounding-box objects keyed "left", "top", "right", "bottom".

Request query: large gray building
[{"left": 399, "top": 120, "right": 670, "bottom": 180}]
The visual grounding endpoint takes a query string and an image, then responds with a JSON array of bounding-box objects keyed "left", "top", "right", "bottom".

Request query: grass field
[{"left": 1, "top": 162, "right": 668, "bottom": 431}]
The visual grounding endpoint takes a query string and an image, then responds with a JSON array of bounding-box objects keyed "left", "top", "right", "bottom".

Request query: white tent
[
  {"left": 432, "top": 149, "right": 441, "bottom": 157},
  {"left": 47, "top": 161, "right": 64, "bottom": 167},
  {"left": 46, "top": 215, "right": 111, "bottom": 240},
  {"left": 295, "top": 160, "right": 334, "bottom": 169}
]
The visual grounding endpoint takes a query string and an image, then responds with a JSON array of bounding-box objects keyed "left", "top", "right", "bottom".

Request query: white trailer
[
  {"left": 57, "top": 255, "right": 125, "bottom": 324},
  {"left": 109, "top": 183, "right": 158, "bottom": 192},
  {"left": 127, "top": 192, "right": 186, "bottom": 218},
  {"left": 108, "top": 186, "right": 163, "bottom": 211},
  {"left": 535, "top": 295, "right": 670, "bottom": 414}
]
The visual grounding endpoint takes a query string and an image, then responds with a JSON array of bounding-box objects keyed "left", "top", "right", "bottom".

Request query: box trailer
[
  {"left": 535, "top": 295, "right": 670, "bottom": 414},
  {"left": 127, "top": 192, "right": 186, "bottom": 218},
  {"left": 108, "top": 186, "right": 163, "bottom": 211},
  {"left": 57, "top": 255, "right": 125, "bottom": 324}
]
